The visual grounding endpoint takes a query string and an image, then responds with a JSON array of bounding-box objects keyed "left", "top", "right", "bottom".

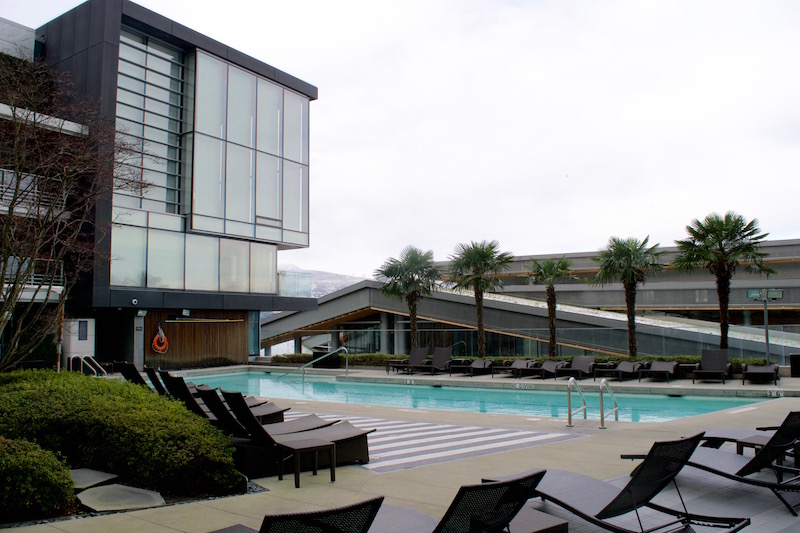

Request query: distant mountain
[{"left": 278, "top": 264, "right": 367, "bottom": 299}]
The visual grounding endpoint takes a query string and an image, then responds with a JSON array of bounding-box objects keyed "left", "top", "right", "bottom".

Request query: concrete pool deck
[{"left": 12, "top": 366, "right": 800, "bottom": 532}]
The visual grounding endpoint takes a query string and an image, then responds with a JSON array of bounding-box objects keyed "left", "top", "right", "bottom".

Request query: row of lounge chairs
[
  {"left": 117, "top": 362, "right": 374, "bottom": 478},
  {"left": 215, "top": 425, "right": 766, "bottom": 532},
  {"left": 391, "top": 350, "right": 782, "bottom": 385}
]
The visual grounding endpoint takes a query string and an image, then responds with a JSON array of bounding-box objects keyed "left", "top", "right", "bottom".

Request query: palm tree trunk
[
  {"left": 546, "top": 284, "right": 557, "bottom": 357},
  {"left": 474, "top": 284, "right": 486, "bottom": 358},
  {"left": 624, "top": 280, "right": 638, "bottom": 357},
  {"left": 715, "top": 269, "right": 732, "bottom": 350},
  {"left": 407, "top": 295, "right": 418, "bottom": 348}
]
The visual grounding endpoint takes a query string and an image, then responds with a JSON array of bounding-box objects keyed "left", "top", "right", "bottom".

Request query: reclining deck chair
[
  {"left": 143, "top": 366, "right": 169, "bottom": 395},
  {"left": 449, "top": 358, "right": 494, "bottom": 377},
  {"left": 679, "top": 411, "right": 800, "bottom": 516},
  {"left": 222, "top": 389, "right": 375, "bottom": 468},
  {"left": 197, "top": 388, "right": 336, "bottom": 437},
  {"left": 594, "top": 361, "right": 642, "bottom": 382},
  {"left": 531, "top": 433, "right": 749, "bottom": 532},
  {"left": 493, "top": 359, "right": 536, "bottom": 378},
  {"left": 742, "top": 363, "right": 780, "bottom": 385},
  {"left": 259, "top": 496, "right": 384, "bottom": 533},
  {"left": 391, "top": 346, "right": 429, "bottom": 374},
  {"left": 693, "top": 349, "right": 731, "bottom": 384},
  {"left": 555, "top": 355, "right": 595, "bottom": 380},
  {"left": 638, "top": 360, "right": 678, "bottom": 382},
  {"left": 530, "top": 359, "right": 565, "bottom": 379},
  {"left": 413, "top": 346, "right": 452, "bottom": 375}
]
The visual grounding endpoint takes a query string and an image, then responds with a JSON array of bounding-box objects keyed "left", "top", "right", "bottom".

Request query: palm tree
[
  {"left": 673, "top": 211, "right": 774, "bottom": 350},
  {"left": 374, "top": 246, "right": 440, "bottom": 349},
  {"left": 448, "top": 240, "right": 513, "bottom": 358},
  {"left": 528, "top": 257, "right": 573, "bottom": 358},
  {"left": 591, "top": 236, "right": 664, "bottom": 358}
]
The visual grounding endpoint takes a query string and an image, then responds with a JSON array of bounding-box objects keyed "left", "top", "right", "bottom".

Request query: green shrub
[
  {"left": 0, "top": 437, "right": 75, "bottom": 522},
  {"left": 0, "top": 370, "right": 241, "bottom": 497}
]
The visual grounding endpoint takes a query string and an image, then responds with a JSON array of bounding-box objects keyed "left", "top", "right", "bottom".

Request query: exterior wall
[
  {"left": 0, "top": 17, "right": 35, "bottom": 59},
  {"left": 145, "top": 309, "right": 248, "bottom": 369}
]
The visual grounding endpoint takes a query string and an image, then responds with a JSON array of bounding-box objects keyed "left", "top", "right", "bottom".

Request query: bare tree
[{"left": 0, "top": 53, "right": 140, "bottom": 371}]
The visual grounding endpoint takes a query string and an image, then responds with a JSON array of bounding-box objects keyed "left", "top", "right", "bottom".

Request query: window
[
  {"left": 220, "top": 238, "right": 249, "bottom": 292},
  {"left": 110, "top": 225, "right": 146, "bottom": 286},
  {"left": 146, "top": 229, "right": 184, "bottom": 289},
  {"left": 185, "top": 234, "right": 219, "bottom": 291}
]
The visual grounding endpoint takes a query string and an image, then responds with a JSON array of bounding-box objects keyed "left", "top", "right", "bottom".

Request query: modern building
[
  {"left": 7, "top": 0, "right": 317, "bottom": 369},
  {"left": 261, "top": 240, "right": 800, "bottom": 361}
]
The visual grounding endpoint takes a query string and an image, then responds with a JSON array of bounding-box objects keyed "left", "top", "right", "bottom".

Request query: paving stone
[
  {"left": 77, "top": 483, "right": 165, "bottom": 512},
  {"left": 70, "top": 468, "right": 118, "bottom": 490}
]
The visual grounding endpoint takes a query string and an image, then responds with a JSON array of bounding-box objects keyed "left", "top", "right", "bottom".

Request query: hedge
[
  {"left": 0, "top": 370, "right": 242, "bottom": 498},
  {"left": 0, "top": 437, "right": 75, "bottom": 522}
]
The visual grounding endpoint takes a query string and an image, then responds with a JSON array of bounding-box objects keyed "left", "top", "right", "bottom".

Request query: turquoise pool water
[{"left": 191, "top": 370, "right": 762, "bottom": 423}]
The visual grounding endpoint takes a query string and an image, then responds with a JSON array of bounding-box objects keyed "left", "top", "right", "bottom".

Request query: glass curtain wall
[{"left": 191, "top": 51, "right": 309, "bottom": 246}]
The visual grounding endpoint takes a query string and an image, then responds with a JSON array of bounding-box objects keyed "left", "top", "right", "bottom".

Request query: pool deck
[{"left": 12, "top": 366, "right": 800, "bottom": 532}]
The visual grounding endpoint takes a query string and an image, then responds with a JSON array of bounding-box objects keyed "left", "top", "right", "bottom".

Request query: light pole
[{"left": 748, "top": 289, "right": 783, "bottom": 364}]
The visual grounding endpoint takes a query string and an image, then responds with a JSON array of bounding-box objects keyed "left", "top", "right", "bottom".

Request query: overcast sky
[{"left": 7, "top": 0, "right": 800, "bottom": 278}]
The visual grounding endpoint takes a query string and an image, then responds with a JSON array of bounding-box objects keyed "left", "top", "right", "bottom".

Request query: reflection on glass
[
  {"left": 193, "top": 134, "right": 224, "bottom": 218},
  {"left": 185, "top": 234, "right": 219, "bottom": 290},
  {"left": 257, "top": 79, "right": 282, "bottom": 155},
  {"left": 250, "top": 242, "right": 277, "bottom": 293},
  {"left": 227, "top": 67, "right": 256, "bottom": 147},
  {"left": 110, "top": 225, "right": 146, "bottom": 286},
  {"left": 256, "top": 152, "right": 280, "bottom": 220},
  {"left": 147, "top": 229, "right": 184, "bottom": 289},
  {"left": 195, "top": 52, "right": 227, "bottom": 138},
  {"left": 225, "top": 143, "right": 253, "bottom": 223},
  {"left": 283, "top": 161, "right": 308, "bottom": 232},
  {"left": 220, "top": 238, "right": 249, "bottom": 292},
  {"left": 283, "top": 90, "right": 309, "bottom": 164}
]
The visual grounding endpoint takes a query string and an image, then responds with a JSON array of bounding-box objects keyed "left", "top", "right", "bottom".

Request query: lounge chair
[
  {"left": 593, "top": 360, "right": 642, "bottom": 382},
  {"left": 693, "top": 349, "right": 731, "bottom": 384},
  {"left": 208, "top": 497, "right": 385, "bottom": 533},
  {"left": 412, "top": 346, "right": 452, "bottom": 375},
  {"left": 160, "top": 372, "right": 287, "bottom": 425},
  {"left": 678, "top": 411, "right": 800, "bottom": 515},
  {"left": 742, "top": 363, "right": 780, "bottom": 385},
  {"left": 530, "top": 433, "right": 749, "bottom": 532},
  {"left": 143, "top": 366, "right": 169, "bottom": 396},
  {"left": 221, "top": 389, "right": 374, "bottom": 469},
  {"left": 493, "top": 359, "right": 536, "bottom": 378},
  {"left": 259, "top": 496, "right": 384, "bottom": 533},
  {"left": 555, "top": 355, "right": 595, "bottom": 380},
  {"left": 638, "top": 360, "right": 678, "bottom": 382},
  {"left": 449, "top": 358, "right": 493, "bottom": 377},
  {"left": 390, "top": 346, "right": 429, "bottom": 374},
  {"left": 529, "top": 359, "right": 565, "bottom": 379},
  {"left": 117, "top": 361, "right": 151, "bottom": 389},
  {"left": 197, "top": 388, "right": 336, "bottom": 437}
]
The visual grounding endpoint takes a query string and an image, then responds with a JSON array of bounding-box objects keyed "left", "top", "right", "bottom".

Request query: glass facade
[{"left": 109, "top": 30, "right": 309, "bottom": 296}]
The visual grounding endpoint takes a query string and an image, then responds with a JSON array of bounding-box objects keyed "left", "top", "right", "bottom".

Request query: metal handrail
[
  {"left": 277, "top": 346, "right": 350, "bottom": 379},
  {"left": 598, "top": 378, "right": 619, "bottom": 429},
  {"left": 566, "top": 377, "right": 587, "bottom": 427},
  {"left": 68, "top": 354, "right": 107, "bottom": 377}
]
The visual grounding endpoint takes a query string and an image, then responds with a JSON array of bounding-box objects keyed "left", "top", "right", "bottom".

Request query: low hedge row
[
  {"left": 0, "top": 370, "right": 242, "bottom": 499},
  {"left": 0, "top": 437, "right": 75, "bottom": 522}
]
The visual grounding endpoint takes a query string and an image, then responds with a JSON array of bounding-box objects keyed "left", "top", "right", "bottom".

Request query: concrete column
[
  {"left": 380, "top": 312, "right": 391, "bottom": 354},
  {"left": 394, "top": 320, "right": 407, "bottom": 355},
  {"left": 331, "top": 328, "right": 341, "bottom": 350},
  {"left": 294, "top": 337, "right": 303, "bottom": 354},
  {"left": 133, "top": 314, "right": 145, "bottom": 370}
]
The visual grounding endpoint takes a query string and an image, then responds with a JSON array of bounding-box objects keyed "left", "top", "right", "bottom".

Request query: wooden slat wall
[{"left": 144, "top": 310, "right": 249, "bottom": 369}]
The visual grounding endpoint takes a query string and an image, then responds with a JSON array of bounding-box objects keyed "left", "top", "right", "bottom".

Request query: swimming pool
[{"left": 189, "top": 370, "right": 763, "bottom": 423}]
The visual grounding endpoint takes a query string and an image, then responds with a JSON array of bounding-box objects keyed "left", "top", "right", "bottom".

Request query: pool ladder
[
  {"left": 277, "top": 346, "right": 349, "bottom": 380},
  {"left": 567, "top": 377, "right": 618, "bottom": 429}
]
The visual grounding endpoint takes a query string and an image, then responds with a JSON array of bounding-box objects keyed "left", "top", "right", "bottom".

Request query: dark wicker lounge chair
[
  {"left": 638, "top": 360, "right": 678, "bottom": 382},
  {"left": 412, "top": 346, "right": 452, "bottom": 375},
  {"left": 555, "top": 355, "right": 595, "bottom": 380},
  {"left": 693, "top": 349, "right": 731, "bottom": 383},
  {"left": 449, "top": 358, "right": 493, "bottom": 377},
  {"left": 742, "top": 363, "right": 780, "bottom": 385},
  {"left": 390, "top": 346, "right": 429, "bottom": 374},
  {"left": 593, "top": 361, "right": 641, "bottom": 382},
  {"left": 529, "top": 359, "right": 566, "bottom": 379},
  {"left": 259, "top": 496, "right": 384, "bottom": 533},
  {"left": 536, "top": 433, "right": 749, "bottom": 532},
  {"left": 493, "top": 359, "right": 537, "bottom": 378},
  {"left": 143, "top": 366, "right": 169, "bottom": 395}
]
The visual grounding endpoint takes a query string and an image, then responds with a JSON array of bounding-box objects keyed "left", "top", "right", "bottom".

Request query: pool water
[{"left": 191, "top": 370, "right": 762, "bottom": 423}]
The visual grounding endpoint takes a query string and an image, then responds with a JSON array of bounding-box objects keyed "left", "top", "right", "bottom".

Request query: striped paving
[{"left": 285, "top": 412, "right": 587, "bottom": 473}]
